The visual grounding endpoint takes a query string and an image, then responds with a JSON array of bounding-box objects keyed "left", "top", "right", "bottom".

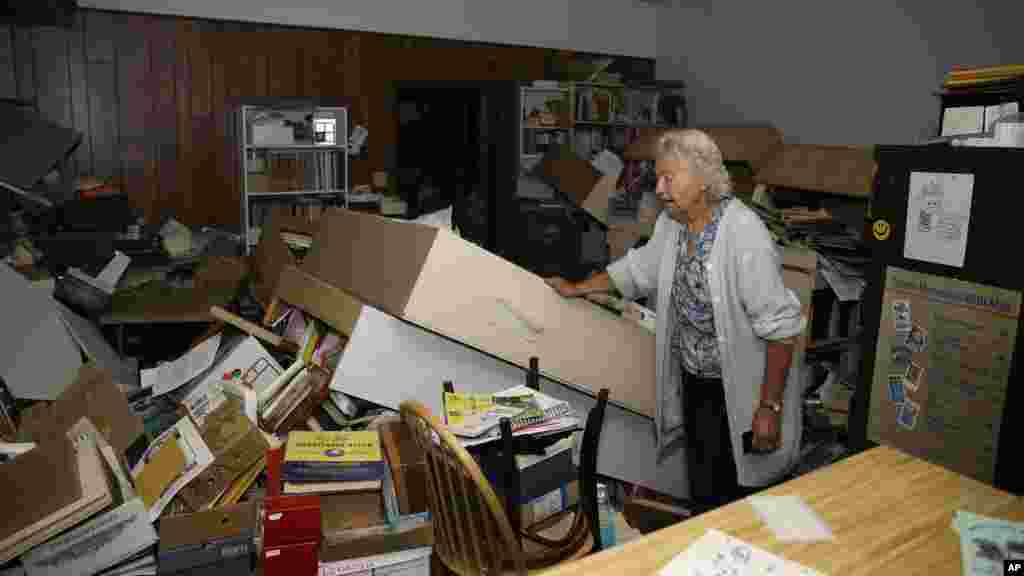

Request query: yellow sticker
[{"left": 873, "top": 220, "right": 891, "bottom": 241}]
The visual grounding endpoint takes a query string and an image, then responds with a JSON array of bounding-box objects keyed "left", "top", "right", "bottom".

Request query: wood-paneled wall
[{"left": 0, "top": 10, "right": 623, "bottom": 228}]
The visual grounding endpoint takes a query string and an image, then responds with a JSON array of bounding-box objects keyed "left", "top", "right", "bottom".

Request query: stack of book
[
  {"left": 444, "top": 385, "right": 579, "bottom": 446},
  {"left": 942, "top": 64, "right": 1024, "bottom": 95},
  {"left": 282, "top": 430, "right": 391, "bottom": 496}
]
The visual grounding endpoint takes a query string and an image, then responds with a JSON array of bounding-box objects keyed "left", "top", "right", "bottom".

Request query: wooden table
[{"left": 540, "top": 446, "right": 1024, "bottom": 575}]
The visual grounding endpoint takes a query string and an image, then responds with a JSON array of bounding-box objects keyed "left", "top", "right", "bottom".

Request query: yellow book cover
[{"left": 284, "top": 431, "right": 382, "bottom": 464}]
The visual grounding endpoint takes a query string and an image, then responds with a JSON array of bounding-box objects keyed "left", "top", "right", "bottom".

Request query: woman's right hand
[{"left": 545, "top": 277, "right": 583, "bottom": 298}]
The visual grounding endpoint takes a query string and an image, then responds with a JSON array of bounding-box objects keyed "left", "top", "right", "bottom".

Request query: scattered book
[
  {"left": 494, "top": 385, "right": 573, "bottom": 429},
  {"left": 443, "top": 392, "right": 525, "bottom": 438},
  {"left": 282, "top": 430, "right": 388, "bottom": 494}
]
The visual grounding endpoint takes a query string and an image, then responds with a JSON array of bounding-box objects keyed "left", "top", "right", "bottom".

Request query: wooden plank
[
  {"left": 12, "top": 27, "right": 35, "bottom": 104},
  {"left": 186, "top": 20, "right": 211, "bottom": 118},
  {"left": 115, "top": 13, "right": 153, "bottom": 219},
  {"left": 150, "top": 16, "right": 177, "bottom": 222},
  {"left": 208, "top": 23, "right": 237, "bottom": 229},
  {"left": 68, "top": 12, "right": 93, "bottom": 176},
  {"left": 84, "top": 10, "right": 116, "bottom": 64},
  {"left": 0, "top": 26, "right": 16, "bottom": 99},
  {"left": 33, "top": 27, "right": 72, "bottom": 129}
]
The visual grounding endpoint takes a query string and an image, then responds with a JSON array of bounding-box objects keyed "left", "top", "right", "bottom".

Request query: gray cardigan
[{"left": 606, "top": 199, "right": 806, "bottom": 487}]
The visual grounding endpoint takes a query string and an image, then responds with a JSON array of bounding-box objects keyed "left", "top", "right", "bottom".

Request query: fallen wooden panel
[{"left": 304, "top": 208, "right": 656, "bottom": 418}]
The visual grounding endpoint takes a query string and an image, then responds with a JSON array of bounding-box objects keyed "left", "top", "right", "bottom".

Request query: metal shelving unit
[{"left": 238, "top": 104, "right": 349, "bottom": 254}]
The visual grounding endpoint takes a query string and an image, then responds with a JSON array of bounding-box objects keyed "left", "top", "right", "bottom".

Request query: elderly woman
[{"left": 546, "top": 129, "right": 805, "bottom": 512}]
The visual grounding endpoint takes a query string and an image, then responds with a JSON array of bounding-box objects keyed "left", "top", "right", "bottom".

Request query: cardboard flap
[
  {"left": 535, "top": 148, "right": 603, "bottom": 208},
  {"left": 158, "top": 501, "right": 257, "bottom": 551},
  {"left": 623, "top": 124, "right": 784, "bottom": 174},
  {"left": 253, "top": 208, "right": 323, "bottom": 307},
  {"left": 302, "top": 209, "right": 437, "bottom": 318},
  {"left": 0, "top": 434, "right": 80, "bottom": 544},
  {"left": 756, "top": 144, "right": 877, "bottom": 198},
  {"left": 275, "top": 265, "right": 362, "bottom": 338},
  {"left": 18, "top": 363, "right": 145, "bottom": 458}
]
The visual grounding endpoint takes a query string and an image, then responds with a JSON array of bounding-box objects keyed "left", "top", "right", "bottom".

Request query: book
[
  {"left": 442, "top": 392, "right": 525, "bottom": 437},
  {"left": 282, "top": 431, "right": 388, "bottom": 488},
  {"left": 494, "top": 385, "right": 573, "bottom": 428}
]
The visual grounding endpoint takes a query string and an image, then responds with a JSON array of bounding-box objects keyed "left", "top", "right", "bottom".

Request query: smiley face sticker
[{"left": 873, "top": 219, "right": 891, "bottom": 241}]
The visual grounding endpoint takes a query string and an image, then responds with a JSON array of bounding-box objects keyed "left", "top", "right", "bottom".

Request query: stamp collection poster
[{"left": 869, "top": 266, "right": 1020, "bottom": 484}]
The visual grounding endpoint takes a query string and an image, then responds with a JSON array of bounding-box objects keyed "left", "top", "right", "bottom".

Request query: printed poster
[
  {"left": 869, "top": 266, "right": 1020, "bottom": 484},
  {"left": 904, "top": 171, "right": 974, "bottom": 268}
]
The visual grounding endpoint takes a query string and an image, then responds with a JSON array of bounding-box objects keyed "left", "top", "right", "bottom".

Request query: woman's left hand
[{"left": 751, "top": 407, "right": 781, "bottom": 453}]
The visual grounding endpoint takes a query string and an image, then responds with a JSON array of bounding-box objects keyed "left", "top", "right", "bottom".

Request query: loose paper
[
  {"left": 140, "top": 334, "right": 222, "bottom": 396},
  {"left": 952, "top": 510, "right": 1024, "bottom": 576},
  {"left": 130, "top": 416, "right": 214, "bottom": 521},
  {"left": 748, "top": 495, "right": 834, "bottom": 543},
  {"left": 941, "top": 106, "right": 985, "bottom": 137},
  {"left": 984, "top": 102, "right": 1019, "bottom": 133},
  {"left": 658, "top": 529, "right": 823, "bottom": 576},
  {"left": 903, "top": 171, "right": 974, "bottom": 268}
]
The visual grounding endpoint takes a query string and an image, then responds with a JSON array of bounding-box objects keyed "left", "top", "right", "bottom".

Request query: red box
[
  {"left": 263, "top": 448, "right": 321, "bottom": 548},
  {"left": 262, "top": 541, "right": 318, "bottom": 576}
]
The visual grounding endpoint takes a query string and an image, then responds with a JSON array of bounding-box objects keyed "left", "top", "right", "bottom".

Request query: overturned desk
[{"left": 541, "top": 446, "right": 1024, "bottom": 576}]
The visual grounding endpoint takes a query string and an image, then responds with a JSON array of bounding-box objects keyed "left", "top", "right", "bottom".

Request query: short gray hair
[{"left": 655, "top": 129, "right": 733, "bottom": 203}]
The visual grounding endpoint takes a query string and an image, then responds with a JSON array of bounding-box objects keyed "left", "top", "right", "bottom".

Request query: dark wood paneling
[
  {"left": 267, "top": 30, "right": 300, "bottom": 97},
  {"left": 6, "top": 9, "right": 642, "bottom": 227},
  {"left": 151, "top": 16, "right": 177, "bottom": 222},
  {"left": 68, "top": 12, "right": 93, "bottom": 175},
  {"left": 85, "top": 10, "right": 120, "bottom": 181},
  {"left": 13, "top": 27, "right": 35, "bottom": 103},
  {"left": 0, "top": 27, "right": 16, "bottom": 99},
  {"left": 33, "top": 27, "right": 72, "bottom": 128},
  {"left": 116, "top": 13, "right": 152, "bottom": 217}
]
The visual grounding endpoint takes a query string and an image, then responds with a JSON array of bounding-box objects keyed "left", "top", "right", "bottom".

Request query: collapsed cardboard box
[
  {"left": 302, "top": 208, "right": 657, "bottom": 417},
  {"left": 623, "top": 124, "right": 785, "bottom": 176},
  {"left": 756, "top": 143, "right": 876, "bottom": 199},
  {"left": 251, "top": 207, "right": 323, "bottom": 307}
]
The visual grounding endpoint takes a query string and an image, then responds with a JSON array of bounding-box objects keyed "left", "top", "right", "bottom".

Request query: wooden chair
[{"left": 401, "top": 388, "right": 610, "bottom": 576}]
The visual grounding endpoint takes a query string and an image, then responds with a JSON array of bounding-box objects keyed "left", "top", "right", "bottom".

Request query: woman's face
[{"left": 655, "top": 156, "right": 706, "bottom": 220}]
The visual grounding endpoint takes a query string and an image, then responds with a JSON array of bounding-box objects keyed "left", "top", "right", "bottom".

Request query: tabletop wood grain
[{"left": 539, "top": 446, "right": 1024, "bottom": 575}]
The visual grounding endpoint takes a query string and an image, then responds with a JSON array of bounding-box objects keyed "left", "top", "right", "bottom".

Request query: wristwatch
[{"left": 759, "top": 400, "right": 782, "bottom": 414}]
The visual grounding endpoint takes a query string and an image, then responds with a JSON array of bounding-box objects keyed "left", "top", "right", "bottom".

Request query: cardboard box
[
  {"left": 521, "top": 481, "right": 579, "bottom": 527},
  {"left": 157, "top": 502, "right": 256, "bottom": 576},
  {"left": 378, "top": 420, "right": 428, "bottom": 516},
  {"left": 623, "top": 124, "right": 784, "bottom": 175},
  {"left": 18, "top": 363, "right": 146, "bottom": 460},
  {"left": 262, "top": 541, "right": 318, "bottom": 576},
  {"left": 755, "top": 144, "right": 876, "bottom": 199},
  {"left": 176, "top": 398, "right": 269, "bottom": 510},
  {"left": 320, "top": 519, "right": 433, "bottom": 564},
  {"left": 252, "top": 208, "right": 322, "bottom": 307},
  {"left": 302, "top": 209, "right": 656, "bottom": 417},
  {"left": 534, "top": 151, "right": 617, "bottom": 227},
  {"left": 274, "top": 265, "right": 363, "bottom": 338}
]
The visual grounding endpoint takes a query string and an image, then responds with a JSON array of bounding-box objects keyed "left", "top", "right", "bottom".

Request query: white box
[{"left": 252, "top": 121, "right": 295, "bottom": 146}]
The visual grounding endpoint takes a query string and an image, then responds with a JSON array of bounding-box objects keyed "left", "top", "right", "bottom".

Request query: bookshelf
[{"left": 238, "top": 104, "right": 349, "bottom": 254}]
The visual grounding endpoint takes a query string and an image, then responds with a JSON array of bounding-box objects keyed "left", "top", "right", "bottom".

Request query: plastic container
[{"left": 597, "top": 482, "right": 616, "bottom": 548}]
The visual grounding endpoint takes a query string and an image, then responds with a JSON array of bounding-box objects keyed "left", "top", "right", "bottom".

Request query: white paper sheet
[
  {"left": 984, "top": 102, "right": 1019, "bottom": 133},
  {"left": 941, "top": 106, "right": 985, "bottom": 137},
  {"left": 903, "top": 171, "right": 974, "bottom": 268},
  {"left": 658, "top": 530, "right": 824, "bottom": 576},
  {"left": 181, "top": 336, "right": 282, "bottom": 426},
  {"left": 748, "top": 495, "right": 834, "bottom": 543},
  {"left": 0, "top": 264, "right": 82, "bottom": 400},
  {"left": 55, "top": 301, "right": 139, "bottom": 388},
  {"left": 140, "top": 334, "right": 222, "bottom": 396}
]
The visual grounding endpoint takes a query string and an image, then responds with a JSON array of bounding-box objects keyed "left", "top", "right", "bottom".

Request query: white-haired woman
[{"left": 546, "top": 129, "right": 805, "bottom": 513}]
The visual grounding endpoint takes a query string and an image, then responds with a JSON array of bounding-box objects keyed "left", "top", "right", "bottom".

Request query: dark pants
[{"left": 683, "top": 371, "right": 757, "bottom": 514}]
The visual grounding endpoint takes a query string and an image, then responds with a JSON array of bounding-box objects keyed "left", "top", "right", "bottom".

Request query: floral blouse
[{"left": 670, "top": 195, "right": 733, "bottom": 378}]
